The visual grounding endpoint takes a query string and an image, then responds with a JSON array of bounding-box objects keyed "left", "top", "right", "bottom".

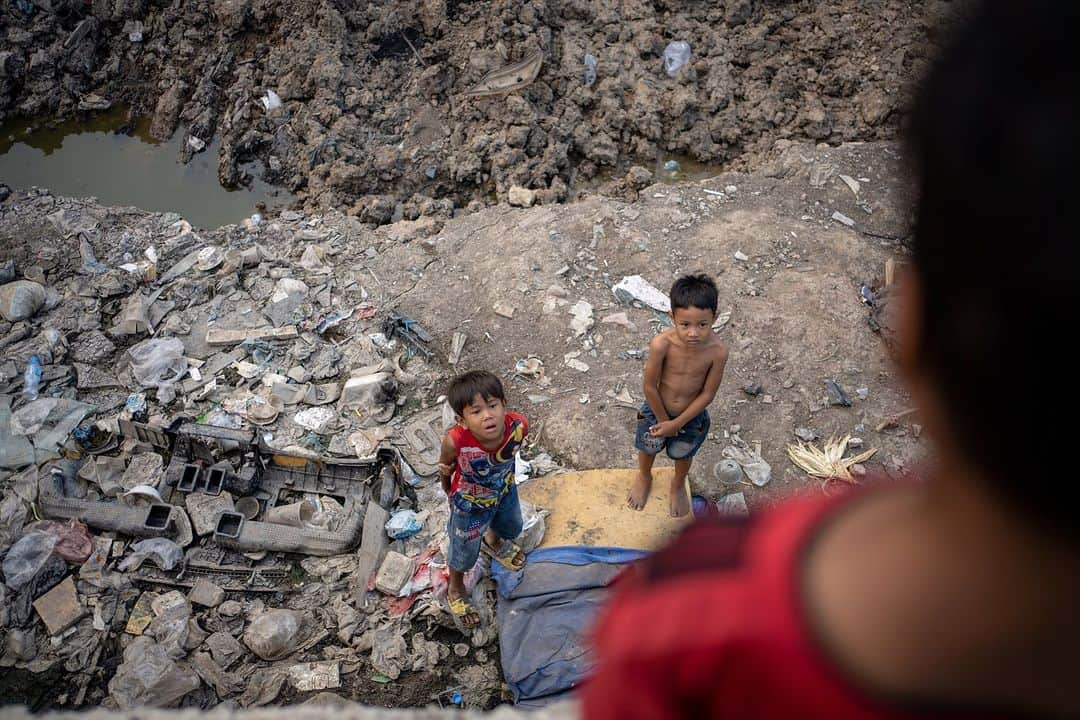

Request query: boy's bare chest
[{"left": 662, "top": 346, "right": 713, "bottom": 378}]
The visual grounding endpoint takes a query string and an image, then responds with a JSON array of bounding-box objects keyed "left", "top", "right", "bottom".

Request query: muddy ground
[{"left": 1, "top": 0, "right": 955, "bottom": 221}]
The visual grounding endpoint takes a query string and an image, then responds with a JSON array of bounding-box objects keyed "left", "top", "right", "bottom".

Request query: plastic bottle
[
  {"left": 663, "top": 41, "right": 692, "bottom": 76},
  {"left": 22, "top": 355, "right": 42, "bottom": 402}
]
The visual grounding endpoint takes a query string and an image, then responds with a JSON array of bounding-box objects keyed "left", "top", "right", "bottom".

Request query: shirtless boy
[{"left": 628, "top": 274, "right": 728, "bottom": 517}]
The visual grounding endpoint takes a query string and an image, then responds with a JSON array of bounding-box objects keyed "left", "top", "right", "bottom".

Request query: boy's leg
[
  {"left": 447, "top": 505, "right": 489, "bottom": 627},
  {"left": 628, "top": 450, "right": 657, "bottom": 510},
  {"left": 630, "top": 403, "right": 664, "bottom": 510},
  {"left": 484, "top": 484, "right": 525, "bottom": 568},
  {"left": 670, "top": 458, "right": 692, "bottom": 518},
  {"left": 666, "top": 410, "right": 710, "bottom": 517}
]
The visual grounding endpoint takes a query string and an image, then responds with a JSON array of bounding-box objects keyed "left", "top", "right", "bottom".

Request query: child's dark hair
[
  {"left": 909, "top": 0, "right": 1076, "bottom": 535},
  {"left": 670, "top": 274, "right": 718, "bottom": 313},
  {"left": 447, "top": 370, "right": 506, "bottom": 416}
]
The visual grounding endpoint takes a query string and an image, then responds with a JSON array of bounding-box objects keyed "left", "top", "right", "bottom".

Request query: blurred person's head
[{"left": 904, "top": 0, "right": 1077, "bottom": 536}]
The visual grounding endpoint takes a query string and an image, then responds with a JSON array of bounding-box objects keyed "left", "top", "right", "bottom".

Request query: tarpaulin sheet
[{"left": 492, "top": 546, "right": 645, "bottom": 707}]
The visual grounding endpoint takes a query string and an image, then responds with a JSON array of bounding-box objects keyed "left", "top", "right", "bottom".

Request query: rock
[
  {"left": 0, "top": 280, "right": 46, "bottom": 321},
  {"left": 206, "top": 630, "right": 244, "bottom": 669},
  {"left": 374, "top": 551, "right": 415, "bottom": 595},
  {"left": 733, "top": 251, "right": 749, "bottom": 262},
  {"left": 794, "top": 427, "right": 818, "bottom": 442},
  {"left": 825, "top": 379, "right": 852, "bottom": 407},
  {"left": 626, "top": 166, "right": 652, "bottom": 190},
  {"left": 743, "top": 382, "right": 763, "bottom": 397},
  {"left": 217, "top": 600, "right": 243, "bottom": 617},
  {"left": 188, "top": 578, "right": 225, "bottom": 608},
  {"left": 507, "top": 185, "right": 536, "bottom": 208}
]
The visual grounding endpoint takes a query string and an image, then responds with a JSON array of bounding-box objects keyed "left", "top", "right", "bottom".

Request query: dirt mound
[{"left": 0, "top": 0, "right": 954, "bottom": 220}]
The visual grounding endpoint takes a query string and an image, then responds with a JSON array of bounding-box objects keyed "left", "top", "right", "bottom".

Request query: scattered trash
[
  {"left": 0, "top": 280, "right": 46, "bottom": 321},
  {"left": 734, "top": 250, "right": 749, "bottom": 262},
  {"left": 108, "top": 636, "right": 201, "bottom": 709},
  {"left": 128, "top": 337, "right": 187, "bottom": 403},
  {"left": 448, "top": 331, "right": 467, "bottom": 365},
  {"left": 583, "top": 53, "right": 598, "bottom": 86},
  {"left": 722, "top": 436, "right": 772, "bottom": 487},
  {"left": 838, "top": 174, "right": 861, "bottom": 197},
  {"left": 563, "top": 351, "right": 590, "bottom": 373},
  {"left": 28, "top": 519, "right": 93, "bottom": 562},
  {"left": 709, "top": 459, "right": 742, "bottom": 490},
  {"left": 461, "top": 50, "right": 544, "bottom": 98},
  {"left": 613, "top": 275, "right": 670, "bottom": 312},
  {"left": 663, "top": 41, "right": 692, "bottom": 76},
  {"left": 831, "top": 210, "right": 856, "bottom": 227},
  {"left": 493, "top": 301, "right": 516, "bottom": 319},
  {"left": 786, "top": 435, "right": 878, "bottom": 481},
  {"left": 716, "top": 492, "right": 749, "bottom": 518},
  {"left": 794, "top": 427, "right": 818, "bottom": 442},
  {"left": 385, "top": 510, "right": 423, "bottom": 539},
  {"left": 118, "top": 538, "right": 184, "bottom": 571},
  {"left": 33, "top": 575, "right": 86, "bottom": 635},
  {"left": 663, "top": 159, "right": 680, "bottom": 172},
  {"left": 3, "top": 531, "right": 58, "bottom": 589},
  {"left": 244, "top": 609, "right": 302, "bottom": 660},
  {"left": 21, "top": 354, "right": 42, "bottom": 401},
  {"left": 261, "top": 89, "right": 283, "bottom": 112},
  {"left": 859, "top": 284, "right": 874, "bottom": 306},
  {"left": 288, "top": 661, "right": 341, "bottom": 692}
]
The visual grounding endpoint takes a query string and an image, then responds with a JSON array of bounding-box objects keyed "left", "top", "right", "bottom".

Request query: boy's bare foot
[
  {"left": 627, "top": 471, "right": 653, "bottom": 510},
  {"left": 669, "top": 484, "right": 691, "bottom": 518}
]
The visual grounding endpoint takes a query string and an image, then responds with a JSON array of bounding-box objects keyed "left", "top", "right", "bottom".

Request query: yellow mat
[{"left": 519, "top": 468, "right": 692, "bottom": 551}]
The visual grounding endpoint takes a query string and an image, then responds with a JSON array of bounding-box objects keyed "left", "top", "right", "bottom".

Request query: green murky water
[{"left": 0, "top": 107, "right": 294, "bottom": 228}]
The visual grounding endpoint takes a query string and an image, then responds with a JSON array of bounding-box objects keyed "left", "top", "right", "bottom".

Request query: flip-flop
[
  {"left": 448, "top": 596, "right": 479, "bottom": 628},
  {"left": 482, "top": 538, "right": 526, "bottom": 571}
]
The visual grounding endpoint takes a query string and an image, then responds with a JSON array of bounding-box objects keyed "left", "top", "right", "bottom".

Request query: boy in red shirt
[
  {"left": 584, "top": 1, "right": 1080, "bottom": 717},
  {"left": 438, "top": 370, "right": 528, "bottom": 627}
]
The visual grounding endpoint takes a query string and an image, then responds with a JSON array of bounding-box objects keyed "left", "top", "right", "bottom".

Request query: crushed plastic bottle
[
  {"left": 663, "top": 159, "right": 680, "bottom": 173},
  {"left": 663, "top": 41, "right": 692, "bottom": 77},
  {"left": 583, "top": 53, "right": 598, "bottom": 87},
  {"left": 21, "top": 355, "right": 42, "bottom": 402}
]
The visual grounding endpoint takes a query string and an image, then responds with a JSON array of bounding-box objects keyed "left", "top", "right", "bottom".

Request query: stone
[
  {"left": 374, "top": 551, "right": 415, "bottom": 596},
  {"left": 794, "top": 427, "right": 818, "bottom": 442},
  {"left": 206, "top": 630, "right": 245, "bottom": 669},
  {"left": 188, "top": 578, "right": 225, "bottom": 608},
  {"left": 507, "top": 185, "right": 536, "bottom": 208},
  {"left": 743, "top": 382, "right": 763, "bottom": 397},
  {"left": 217, "top": 600, "right": 243, "bottom": 617}
]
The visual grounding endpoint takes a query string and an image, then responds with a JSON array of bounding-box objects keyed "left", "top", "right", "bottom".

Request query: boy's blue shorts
[
  {"left": 447, "top": 483, "right": 522, "bottom": 572},
  {"left": 634, "top": 402, "right": 710, "bottom": 460}
]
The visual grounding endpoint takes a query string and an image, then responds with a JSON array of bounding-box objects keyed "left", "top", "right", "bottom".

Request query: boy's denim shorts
[
  {"left": 634, "top": 402, "right": 710, "bottom": 460},
  {"left": 447, "top": 483, "right": 522, "bottom": 572}
]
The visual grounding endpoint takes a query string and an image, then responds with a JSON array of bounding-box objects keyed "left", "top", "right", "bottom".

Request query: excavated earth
[{"left": 2, "top": 0, "right": 956, "bottom": 221}]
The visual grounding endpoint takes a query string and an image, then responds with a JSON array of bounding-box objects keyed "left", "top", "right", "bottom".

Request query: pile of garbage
[{"left": 0, "top": 190, "right": 557, "bottom": 711}]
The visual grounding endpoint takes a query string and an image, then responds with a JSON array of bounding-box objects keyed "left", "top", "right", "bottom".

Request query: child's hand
[
  {"left": 649, "top": 420, "right": 681, "bottom": 438},
  {"left": 439, "top": 463, "right": 453, "bottom": 494}
]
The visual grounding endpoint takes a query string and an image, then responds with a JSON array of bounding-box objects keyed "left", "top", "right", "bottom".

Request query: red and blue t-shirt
[{"left": 448, "top": 412, "right": 528, "bottom": 512}]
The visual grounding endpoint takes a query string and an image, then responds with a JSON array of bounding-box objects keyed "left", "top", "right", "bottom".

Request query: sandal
[
  {"left": 482, "top": 538, "right": 526, "bottom": 571},
  {"left": 448, "top": 596, "right": 479, "bottom": 628}
]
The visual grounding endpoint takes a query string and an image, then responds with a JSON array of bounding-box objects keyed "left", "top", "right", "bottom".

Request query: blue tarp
[{"left": 492, "top": 546, "right": 646, "bottom": 707}]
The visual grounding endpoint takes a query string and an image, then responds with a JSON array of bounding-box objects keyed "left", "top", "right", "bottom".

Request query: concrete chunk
[
  {"left": 374, "top": 551, "right": 415, "bottom": 596},
  {"left": 188, "top": 578, "right": 225, "bottom": 607}
]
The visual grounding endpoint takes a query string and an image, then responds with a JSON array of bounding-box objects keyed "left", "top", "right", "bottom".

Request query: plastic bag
[
  {"left": 244, "top": 609, "right": 302, "bottom": 660},
  {"left": 118, "top": 538, "right": 184, "bottom": 571},
  {"left": 518, "top": 500, "right": 549, "bottom": 553},
  {"left": 27, "top": 519, "right": 93, "bottom": 562},
  {"left": 663, "top": 41, "right": 692, "bottom": 76},
  {"left": 128, "top": 337, "right": 187, "bottom": 403},
  {"left": 385, "top": 509, "right": 422, "bottom": 539},
  {"left": 2, "top": 531, "right": 57, "bottom": 589},
  {"left": 108, "top": 636, "right": 201, "bottom": 709}
]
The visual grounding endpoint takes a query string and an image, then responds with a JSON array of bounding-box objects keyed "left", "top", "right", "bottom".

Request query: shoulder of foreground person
[{"left": 581, "top": 490, "right": 973, "bottom": 720}]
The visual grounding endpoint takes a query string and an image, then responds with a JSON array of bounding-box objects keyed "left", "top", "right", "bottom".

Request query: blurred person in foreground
[{"left": 583, "top": 1, "right": 1080, "bottom": 717}]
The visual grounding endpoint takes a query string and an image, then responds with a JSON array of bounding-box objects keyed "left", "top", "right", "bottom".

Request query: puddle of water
[
  {"left": 0, "top": 106, "right": 294, "bottom": 229},
  {"left": 587, "top": 153, "right": 725, "bottom": 189}
]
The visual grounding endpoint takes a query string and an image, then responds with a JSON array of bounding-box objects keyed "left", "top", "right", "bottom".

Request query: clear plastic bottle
[{"left": 21, "top": 355, "right": 42, "bottom": 402}]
